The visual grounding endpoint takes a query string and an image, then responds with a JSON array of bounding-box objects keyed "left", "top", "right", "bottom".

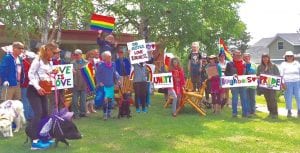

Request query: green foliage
[
  {"left": 1, "top": 94, "right": 300, "bottom": 153},
  {"left": 0, "top": 0, "right": 94, "bottom": 44},
  {"left": 96, "top": 0, "right": 248, "bottom": 59}
]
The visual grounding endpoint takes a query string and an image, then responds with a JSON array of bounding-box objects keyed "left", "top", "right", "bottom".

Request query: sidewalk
[{"left": 256, "top": 104, "right": 298, "bottom": 117}]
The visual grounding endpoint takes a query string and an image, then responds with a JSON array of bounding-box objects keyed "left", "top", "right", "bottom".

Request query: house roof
[
  {"left": 268, "top": 33, "right": 300, "bottom": 46},
  {"left": 253, "top": 38, "right": 273, "bottom": 47}
]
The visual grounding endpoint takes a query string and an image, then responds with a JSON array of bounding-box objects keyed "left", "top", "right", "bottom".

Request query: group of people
[
  {"left": 0, "top": 36, "right": 299, "bottom": 150},
  {"left": 180, "top": 41, "right": 300, "bottom": 119}
]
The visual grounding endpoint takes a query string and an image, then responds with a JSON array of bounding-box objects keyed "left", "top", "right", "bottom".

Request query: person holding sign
[
  {"left": 206, "top": 55, "right": 223, "bottom": 114},
  {"left": 96, "top": 30, "right": 117, "bottom": 61},
  {"left": 225, "top": 50, "right": 248, "bottom": 118},
  {"left": 257, "top": 53, "right": 280, "bottom": 119},
  {"left": 243, "top": 53, "right": 257, "bottom": 115},
  {"left": 132, "top": 63, "right": 148, "bottom": 113},
  {"left": 168, "top": 57, "right": 185, "bottom": 117},
  {"left": 280, "top": 51, "right": 300, "bottom": 117},
  {"left": 27, "top": 42, "right": 60, "bottom": 150},
  {"left": 71, "top": 49, "right": 88, "bottom": 118}
]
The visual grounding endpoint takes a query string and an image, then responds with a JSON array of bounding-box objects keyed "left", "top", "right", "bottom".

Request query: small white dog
[{"left": 0, "top": 100, "right": 26, "bottom": 137}]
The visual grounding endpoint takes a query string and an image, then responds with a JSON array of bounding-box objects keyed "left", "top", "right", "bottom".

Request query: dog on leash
[
  {"left": 0, "top": 100, "right": 26, "bottom": 137},
  {"left": 118, "top": 93, "right": 131, "bottom": 118}
]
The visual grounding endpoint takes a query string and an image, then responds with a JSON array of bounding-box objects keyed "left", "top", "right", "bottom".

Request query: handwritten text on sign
[
  {"left": 153, "top": 73, "right": 173, "bottom": 89},
  {"left": 127, "top": 39, "right": 149, "bottom": 64},
  {"left": 221, "top": 75, "right": 257, "bottom": 88},
  {"left": 51, "top": 64, "right": 74, "bottom": 90},
  {"left": 258, "top": 74, "right": 282, "bottom": 90}
]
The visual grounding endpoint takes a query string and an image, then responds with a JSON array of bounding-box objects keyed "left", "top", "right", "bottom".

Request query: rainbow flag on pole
[
  {"left": 219, "top": 38, "right": 232, "bottom": 61},
  {"left": 90, "top": 13, "right": 115, "bottom": 33},
  {"left": 81, "top": 63, "right": 96, "bottom": 92}
]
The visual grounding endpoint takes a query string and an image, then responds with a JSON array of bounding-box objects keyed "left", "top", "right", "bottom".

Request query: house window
[{"left": 278, "top": 41, "right": 284, "bottom": 50}]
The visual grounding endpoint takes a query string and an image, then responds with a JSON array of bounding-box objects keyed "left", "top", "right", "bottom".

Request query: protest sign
[
  {"left": 129, "top": 64, "right": 155, "bottom": 82},
  {"left": 258, "top": 74, "right": 282, "bottom": 90},
  {"left": 153, "top": 73, "right": 173, "bottom": 89},
  {"left": 220, "top": 75, "right": 257, "bottom": 88},
  {"left": 51, "top": 64, "right": 74, "bottom": 90},
  {"left": 127, "top": 39, "right": 149, "bottom": 64}
]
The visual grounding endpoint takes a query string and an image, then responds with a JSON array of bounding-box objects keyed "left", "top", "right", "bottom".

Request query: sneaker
[
  {"left": 31, "top": 140, "right": 50, "bottom": 150},
  {"left": 142, "top": 108, "right": 148, "bottom": 113},
  {"left": 136, "top": 108, "right": 141, "bottom": 113},
  {"left": 287, "top": 110, "right": 292, "bottom": 118}
]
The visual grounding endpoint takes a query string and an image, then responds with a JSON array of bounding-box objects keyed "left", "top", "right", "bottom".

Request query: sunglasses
[{"left": 286, "top": 55, "right": 293, "bottom": 57}]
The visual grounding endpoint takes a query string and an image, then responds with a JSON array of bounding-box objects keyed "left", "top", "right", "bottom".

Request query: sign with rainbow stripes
[
  {"left": 219, "top": 38, "right": 232, "bottom": 61},
  {"left": 129, "top": 64, "right": 155, "bottom": 82},
  {"left": 90, "top": 13, "right": 115, "bottom": 33}
]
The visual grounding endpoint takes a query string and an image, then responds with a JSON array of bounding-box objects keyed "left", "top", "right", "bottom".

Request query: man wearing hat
[
  {"left": 280, "top": 51, "right": 300, "bottom": 117},
  {"left": 0, "top": 42, "right": 24, "bottom": 100},
  {"left": 71, "top": 49, "right": 88, "bottom": 118}
]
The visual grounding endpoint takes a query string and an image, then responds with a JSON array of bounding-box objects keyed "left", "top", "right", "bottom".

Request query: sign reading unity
[
  {"left": 220, "top": 75, "right": 257, "bottom": 88},
  {"left": 51, "top": 64, "right": 74, "bottom": 90},
  {"left": 258, "top": 74, "right": 282, "bottom": 90},
  {"left": 127, "top": 39, "right": 149, "bottom": 64},
  {"left": 153, "top": 73, "right": 173, "bottom": 89}
]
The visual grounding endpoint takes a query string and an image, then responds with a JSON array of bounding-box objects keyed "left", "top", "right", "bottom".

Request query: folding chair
[{"left": 175, "top": 79, "right": 207, "bottom": 116}]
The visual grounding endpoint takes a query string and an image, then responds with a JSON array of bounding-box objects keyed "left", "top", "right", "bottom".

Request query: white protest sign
[
  {"left": 51, "top": 64, "right": 74, "bottom": 90},
  {"left": 220, "top": 75, "right": 258, "bottom": 88},
  {"left": 146, "top": 42, "right": 156, "bottom": 51},
  {"left": 258, "top": 74, "right": 282, "bottom": 90},
  {"left": 127, "top": 39, "right": 149, "bottom": 64},
  {"left": 153, "top": 73, "right": 173, "bottom": 89}
]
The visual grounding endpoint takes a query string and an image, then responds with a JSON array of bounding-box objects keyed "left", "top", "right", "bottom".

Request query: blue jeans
[
  {"left": 21, "top": 87, "right": 34, "bottom": 120},
  {"left": 284, "top": 81, "right": 300, "bottom": 111},
  {"left": 146, "top": 82, "right": 151, "bottom": 106},
  {"left": 231, "top": 87, "right": 248, "bottom": 116},
  {"left": 245, "top": 88, "right": 256, "bottom": 114},
  {"left": 71, "top": 89, "right": 87, "bottom": 116}
]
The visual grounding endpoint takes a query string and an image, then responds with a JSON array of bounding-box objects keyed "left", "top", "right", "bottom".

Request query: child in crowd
[
  {"left": 168, "top": 57, "right": 185, "bottom": 117},
  {"left": 206, "top": 55, "right": 223, "bottom": 114}
]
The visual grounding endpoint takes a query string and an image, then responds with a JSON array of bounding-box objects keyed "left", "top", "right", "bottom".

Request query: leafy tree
[
  {"left": 0, "top": 0, "right": 94, "bottom": 46},
  {"left": 96, "top": 0, "right": 248, "bottom": 57}
]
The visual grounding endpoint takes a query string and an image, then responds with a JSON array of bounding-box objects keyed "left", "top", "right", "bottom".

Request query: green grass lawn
[{"left": 1, "top": 94, "right": 300, "bottom": 153}]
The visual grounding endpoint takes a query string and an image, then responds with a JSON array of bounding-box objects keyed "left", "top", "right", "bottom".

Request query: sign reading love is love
[
  {"left": 220, "top": 75, "right": 257, "bottom": 88},
  {"left": 258, "top": 74, "right": 282, "bottom": 90},
  {"left": 153, "top": 73, "right": 173, "bottom": 89},
  {"left": 127, "top": 39, "right": 149, "bottom": 64},
  {"left": 51, "top": 64, "right": 74, "bottom": 90}
]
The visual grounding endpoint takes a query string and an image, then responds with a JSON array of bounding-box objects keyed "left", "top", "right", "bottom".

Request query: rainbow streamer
[
  {"left": 219, "top": 38, "right": 233, "bottom": 61},
  {"left": 81, "top": 63, "right": 96, "bottom": 92},
  {"left": 90, "top": 13, "right": 115, "bottom": 33}
]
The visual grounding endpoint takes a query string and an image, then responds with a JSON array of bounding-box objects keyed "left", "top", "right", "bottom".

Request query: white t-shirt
[
  {"left": 280, "top": 61, "right": 300, "bottom": 83},
  {"left": 28, "top": 57, "right": 53, "bottom": 90}
]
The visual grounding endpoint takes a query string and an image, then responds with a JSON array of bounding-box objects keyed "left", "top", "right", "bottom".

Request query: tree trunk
[
  {"left": 41, "top": 0, "right": 52, "bottom": 44},
  {"left": 138, "top": 2, "right": 149, "bottom": 41}
]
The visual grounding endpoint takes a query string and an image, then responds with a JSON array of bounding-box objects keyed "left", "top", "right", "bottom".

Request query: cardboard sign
[
  {"left": 127, "top": 39, "right": 149, "bottom": 64},
  {"left": 258, "top": 74, "right": 282, "bottom": 90},
  {"left": 51, "top": 64, "right": 74, "bottom": 90},
  {"left": 206, "top": 65, "right": 219, "bottom": 79},
  {"left": 221, "top": 75, "right": 258, "bottom": 88},
  {"left": 146, "top": 42, "right": 156, "bottom": 51},
  {"left": 153, "top": 73, "right": 173, "bottom": 89}
]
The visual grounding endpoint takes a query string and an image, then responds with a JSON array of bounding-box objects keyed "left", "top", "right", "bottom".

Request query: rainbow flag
[
  {"left": 90, "top": 13, "right": 115, "bottom": 33},
  {"left": 219, "top": 38, "right": 232, "bottom": 61},
  {"left": 81, "top": 63, "right": 96, "bottom": 92}
]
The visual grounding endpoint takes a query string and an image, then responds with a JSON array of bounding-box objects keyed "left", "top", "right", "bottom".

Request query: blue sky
[{"left": 239, "top": 0, "right": 300, "bottom": 45}]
